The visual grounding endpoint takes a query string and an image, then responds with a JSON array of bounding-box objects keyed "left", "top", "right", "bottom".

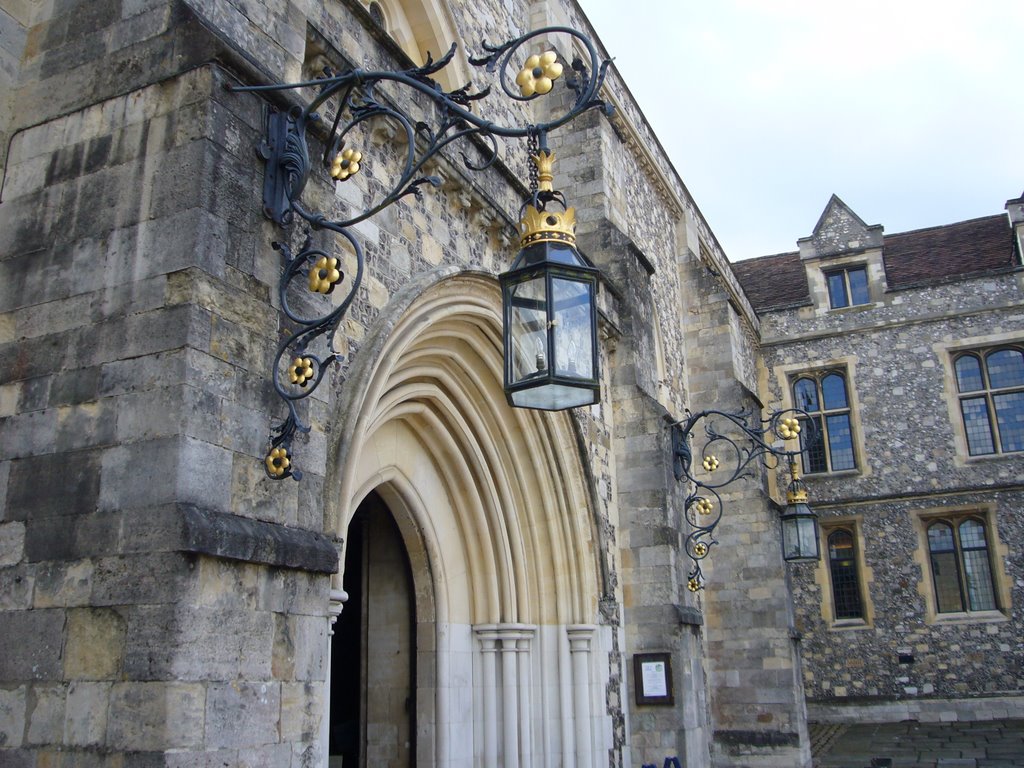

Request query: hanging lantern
[
  {"left": 780, "top": 461, "right": 820, "bottom": 562},
  {"left": 500, "top": 150, "right": 601, "bottom": 410}
]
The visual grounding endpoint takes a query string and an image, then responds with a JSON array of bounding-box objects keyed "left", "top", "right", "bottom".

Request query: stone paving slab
[{"left": 811, "top": 720, "right": 1024, "bottom": 768}]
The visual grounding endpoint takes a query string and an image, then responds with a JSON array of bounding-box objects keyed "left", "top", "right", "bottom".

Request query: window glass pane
[
  {"left": 955, "top": 355, "right": 984, "bottom": 393},
  {"left": 847, "top": 267, "right": 869, "bottom": 305},
  {"left": 985, "top": 349, "right": 1024, "bottom": 389},
  {"left": 825, "top": 414, "right": 856, "bottom": 470},
  {"left": 993, "top": 392, "right": 1024, "bottom": 453},
  {"left": 801, "top": 415, "right": 827, "bottom": 473},
  {"left": 827, "top": 272, "right": 849, "bottom": 309},
  {"left": 958, "top": 519, "right": 987, "bottom": 549},
  {"left": 828, "top": 530, "right": 854, "bottom": 559},
  {"left": 962, "top": 550, "right": 996, "bottom": 611},
  {"left": 930, "top": 551, "right": 965, "bottom": 613},
  {"left": 960, "top": 397, "right": 995, "bottom": 455},
  {"left": 793, "top": 378, "right": 819, "bottom": 412},
  {"left": 821, "top": 373, "right": 849, "bottom": 410},
  {"left": 927, "top": 523, "right": 955, "bottom": 552}
]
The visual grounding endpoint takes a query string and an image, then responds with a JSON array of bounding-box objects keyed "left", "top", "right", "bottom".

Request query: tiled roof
[
  {"left": 731, "top": 251, "right": 809, "bottom": 310},
  {"left": 882, "top": 214, "right": 1016, "bottom": 288},
  {"left": 732, "top": 214, "right": 1019, "bottom": 313}
]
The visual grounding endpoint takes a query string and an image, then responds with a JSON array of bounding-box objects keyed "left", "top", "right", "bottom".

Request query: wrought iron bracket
[
  {"left": 229, "top": 27, "right": 613, "bottom": 479},
  {"left": 669, "top": 408, "right": 816, "bottom": 591}
]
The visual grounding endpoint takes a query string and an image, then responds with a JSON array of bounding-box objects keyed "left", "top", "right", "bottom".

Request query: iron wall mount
[
  {"left": 229, "top": 27, "right": 612, "bottom": 479},
  {"left": 670, "top": 408, "right": 816, "bottom": 591}
]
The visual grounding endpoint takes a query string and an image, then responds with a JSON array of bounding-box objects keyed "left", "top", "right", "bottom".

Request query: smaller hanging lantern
[
  {"left": 500, "top": 149, "right": 601, "bottom": 410},
  {"left": 780, "top": 460, "right": 820, "bottom": 562}
]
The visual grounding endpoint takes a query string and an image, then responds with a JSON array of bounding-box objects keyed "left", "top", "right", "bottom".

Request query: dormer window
[{"left": 825, "top": 265, "right": 869, "bottom": 309}]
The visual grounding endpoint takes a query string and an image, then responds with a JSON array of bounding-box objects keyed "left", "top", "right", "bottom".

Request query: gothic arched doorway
[
  {"left": 326, "top": 272, "right": 612, "bottom": 767},
  {"left": 330, "top": 491, "right": 416, "bottom": 767}
]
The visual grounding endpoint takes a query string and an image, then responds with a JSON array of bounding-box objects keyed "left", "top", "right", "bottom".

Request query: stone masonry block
[
  {"left": 25, "top": 685, "right": 66, "bottom": 746},
  {"left": 90, "top": 552, "right": 198, "bottom": 607},
  {"left": 204, "top": 681, "right": 281, "bottom": 750},
  {"left": 99, "top": 436, "right": 232, "bottom": 513},
  {"left": 107, "top": 682, "right": 205, "bottom": 751},
  {"left": 32, "top": 560, "right": 94, "bottom": 608},
  {"left": 63, "top": 681, "right": 111, "bottom": 747},
  {"left": 124, "top": 603, "right": 272, "bottom": 682},
  {"left": 272, "top": 613, "right": 328, "bottom": 682},
  {"left": 0, "top": 564, "right": 33, "bottom": 610},
  {"left": 0, "top": 609, "right": 64, "bottom": 681},
  {"left": 64, "top": 607, "right": 126, "bottom": 680},
  {"left": 279, "top": 682, "right": 323, "bottom": 743},
  {"left": 0, "top": 521, "right": 25, "bottom": 565},
  {"left": 0, "top": 684, "right": 27, "bottom": 748}
]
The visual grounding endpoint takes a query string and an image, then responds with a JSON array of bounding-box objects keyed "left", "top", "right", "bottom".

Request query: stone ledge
[
  {"left": 808, "top": 695, "right": 1024, "bottom": 724},
  {"left": 178, "top": 504, "right": 338, "bottom": 574}
]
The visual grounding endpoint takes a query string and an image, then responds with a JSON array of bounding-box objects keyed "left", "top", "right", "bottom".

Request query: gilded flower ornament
[
  {"left": 515, "top": 51, "right": 563, "bottom": 97},
  {"left": 330, "top": 148, "right": 362, "bottom": 180},
  {"left": 694, "top": 497, "right": 714, "bottom": 516},
  {"left": 702, "top": 455, "right": 720, "bottom": 472},
  {"left": 694, "top": 542, "right": 709, "bottom": 558},
  {"left": 288, "top": 357, "right": 315, "bottom": 387},
  {"left": 687, "top": 578, "right": 701, "bottom": 593},
  {"left": 309, "top": 256, "right": 342, "bottom": 294},
  {"left": 265, "top": 447, "right": 291, "bottom": 478},
  {"left": 779, "top": 417, "right": 802, "bottom": 440}
]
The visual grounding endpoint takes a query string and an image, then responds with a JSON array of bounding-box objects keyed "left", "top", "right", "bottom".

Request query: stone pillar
[
  {"left": 476, "top": 626, "right": 500, "bottom": 765},
  {"left": 567, "top": 625, "right": 595, "bottom": 768},
  {"left": 321, "top": 588, "right": 348, "bottom": 765},
  {"left": 517, "top": 632, "right": 535, "bottom": 768}
]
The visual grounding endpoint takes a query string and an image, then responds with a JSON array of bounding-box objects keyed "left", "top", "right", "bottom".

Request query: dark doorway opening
[{"left": 330, "top": 491, "right": 416, "bottom": 767}]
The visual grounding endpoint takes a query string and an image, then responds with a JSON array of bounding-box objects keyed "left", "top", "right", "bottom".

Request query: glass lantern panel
[
  {"left": 782, "top": 509, "right": 819, "bottom": 561},
  {"left": 551, "top": 277, "right": 594, "bottom": 379},
  {"left": 508, "top": 277, "right": 548, "bottom": 385}
]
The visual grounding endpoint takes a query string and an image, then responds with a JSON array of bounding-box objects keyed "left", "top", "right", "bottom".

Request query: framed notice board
[{"left": 633, "top": 653, "right": 674, "bottom": 706}]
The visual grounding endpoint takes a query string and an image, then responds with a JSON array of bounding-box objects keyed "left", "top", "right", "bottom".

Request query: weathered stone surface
[
  {"left": 63, "top": 681, "right": 110, "bottom": 747},
  {"left": 204, "top": 681, "right": 281, "bottom": 750},
  {"left": 0, "top": 685, "right": 27, "bottom": 748},
  {"left": 106, "top": 682, "right": 206, "bottom": 751},
  {"left": 0, "top": 610, "right": 64, "bottom": 681},
  {"left": 64, "top": 608, "right": 126, "bottom": 680}
]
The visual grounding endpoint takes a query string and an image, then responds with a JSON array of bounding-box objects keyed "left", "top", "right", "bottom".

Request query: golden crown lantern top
[{"left": 518, "top": 150, "right": 577, "bottom": 247}]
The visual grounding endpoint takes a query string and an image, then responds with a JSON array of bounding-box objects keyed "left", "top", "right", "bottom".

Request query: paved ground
[{"left": 810, "top": 720, "right": 1024, "bottom": 767}]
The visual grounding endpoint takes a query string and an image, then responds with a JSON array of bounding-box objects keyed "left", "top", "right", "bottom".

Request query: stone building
[
  {"left": 735, "top": 193, "right": 1024, "bottom": 723},
  {"left": 0, "top": 1, "right": 1019, "bottom": 768}
]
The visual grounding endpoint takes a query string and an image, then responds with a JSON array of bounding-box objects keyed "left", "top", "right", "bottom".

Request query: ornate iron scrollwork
[
  {"left": 670, "top": 409, "right": 816, "bottom": 590},
  {"left": 229, "top": 27, "right": 612, "bottom": 479}
]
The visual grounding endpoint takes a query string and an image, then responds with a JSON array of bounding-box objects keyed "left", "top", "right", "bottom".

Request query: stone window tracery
[
  {"left": 792, "top": 370, "right": 857, "bottom": 474},
  {"left": 953, "top": 346, "right": 1024, "bottom": 456}
]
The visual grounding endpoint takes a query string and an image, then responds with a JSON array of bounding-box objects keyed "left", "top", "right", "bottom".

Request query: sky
[{"left": 578, "top": 1, "right": 1024, "bottom": 261}]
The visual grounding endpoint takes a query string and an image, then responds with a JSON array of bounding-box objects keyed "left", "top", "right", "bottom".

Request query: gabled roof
[{"left": 733, "top": 212, "right": 1019, "bottom": 313}]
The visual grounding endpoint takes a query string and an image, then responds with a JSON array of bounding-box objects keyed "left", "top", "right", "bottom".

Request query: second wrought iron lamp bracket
[
  {"left": 229, "top": 26, "right": 613, "bottom": 480},
  {"left": 669, "top": 408, "right": 816, "bottom": 591}
]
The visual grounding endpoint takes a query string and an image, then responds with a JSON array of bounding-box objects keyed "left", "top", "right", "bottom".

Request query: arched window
[
  {"left": 926, "top": 517, "right": 997, "bottom": 613},
  {"left": 792, "top": 370, "right": 857, "bottom": 473},
  {"left": 954, "top": 346, "right": 1024, "bottom": 456},
  {"left": 827, "top": 529, "right": 863, "bottom": 620}
]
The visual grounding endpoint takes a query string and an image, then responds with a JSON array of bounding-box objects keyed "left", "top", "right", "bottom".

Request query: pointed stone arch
[
  {"left": 356, "top": 0, "right": 472, "bottom": 91},
  {"left": 324, "top": 269, "right": 611, "bottom": 766}
]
